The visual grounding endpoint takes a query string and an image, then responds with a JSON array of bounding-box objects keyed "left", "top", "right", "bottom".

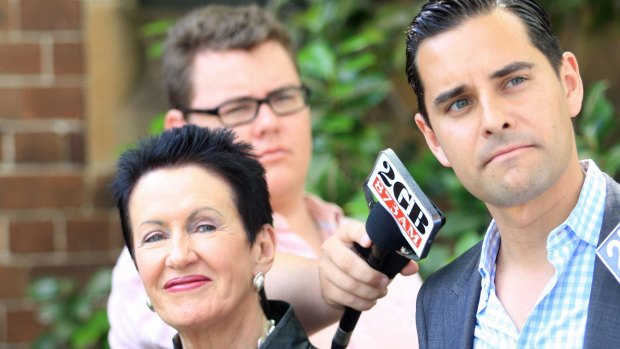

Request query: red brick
[
  {"left": 0, "top": 0, "right": 10, "bottom": 32},
  {"left": 0, "top": 43, "right": 41, "bottom": 74},
  {"left": 109, "top": 219, "right": 124, "bottom": 250},
  {"left": 6, "top": 309, "right": 45, "bottom": 342},
  {"left": 20, "top": 0, "right": 80, "bottom": 31},
  {"left": 0, "top": 174, "right": 83, "bottom": 209},
  {"left": 67, "top": 132, "right": 84, "bottom": 164},
  {"left": 53, "top": 42, "right": 82, "bottom": 75},
  {"left": 22, "top": 87, "right": 83, "bottom": 119},
  {"left": 92, "top": 173, "right": 115, "bottom": 208},
  {"left": 0, "top": 266, "right": 28, "bottom": 298},
  {"left": 14, "top": 132, "right": 62, "bottom": 163},
  {"left": 66, "top": 217, "right": 112, "bottom": 251},
  {"left": 0, "top": 88, "right": 23, "bottom": 119},
  {"left": 9, "top": 221, "right": 55, "bottom": 253},
  {"left": 31, "top": 263, "right": 114, "bottom": 286}
]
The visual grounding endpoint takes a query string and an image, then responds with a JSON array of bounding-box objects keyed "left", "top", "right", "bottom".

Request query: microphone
[
  {"left": 361, "top": 202, "right": 410, "bottom": 275},
  {"left": 331, "top": 148, "right": 446, "bottom": 349},
  {"left": 332, "top": 203, "right": 409, "bottom": 349}
]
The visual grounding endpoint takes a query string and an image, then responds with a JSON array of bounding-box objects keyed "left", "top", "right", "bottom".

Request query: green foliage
[
  {"left": 271, "top": 0, "right": 421, "bottom": 206},
  {"left": 576, "top": 80, "right": 620, "bottom": 177},
  {"left": 140, "top": 18, "right": 176, "bottom": 59},
  {"left": 140, "top": 0, "right": 620, "bottom": 278},
  {"left": 268, "top": 0, "right": 488, "bottom": 278},
  {"left": 28, "top": 269, "right": 112, "bottom": 349},
  {"left": 28, "top": 5, "right": 620, "bottom": 348},
  {"left": 268, "top": 0, "right": 620, "bottom": 279},
  {"left": 539, "top": 0, "right": 620, "bottom": 32}
]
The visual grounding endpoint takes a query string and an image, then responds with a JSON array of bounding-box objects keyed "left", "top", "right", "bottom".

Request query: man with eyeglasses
[
  {"left": 177, "top": 85, "right": 310, "bottom": 128},
  {"left": 107, "top": 4, "right": 421, "bottom": 349}
]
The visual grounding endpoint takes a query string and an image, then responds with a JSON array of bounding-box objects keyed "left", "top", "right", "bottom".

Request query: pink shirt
[{"left": 107, "top": 195, "right": 420, "bottom": 348}]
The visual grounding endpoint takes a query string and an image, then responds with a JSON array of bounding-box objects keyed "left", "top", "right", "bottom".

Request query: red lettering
[{"left": 373, "top": 176, "right": 424, "bottom": 249}]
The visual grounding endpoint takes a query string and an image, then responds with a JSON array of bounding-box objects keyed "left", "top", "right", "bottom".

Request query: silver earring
[
  {"left": 253, "top": 272, "right": 264, "bottom": 292},
  {"left": 146, "top": 297, "right": 155, "bottom": 312}
]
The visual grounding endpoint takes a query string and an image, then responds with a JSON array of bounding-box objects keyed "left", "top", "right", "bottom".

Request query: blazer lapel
[
  {"left": 584, "top": 174, "right": 620, "bottom": 348},
  {"left": 450, "top": 244, "right": 482, "bottom": 349}
]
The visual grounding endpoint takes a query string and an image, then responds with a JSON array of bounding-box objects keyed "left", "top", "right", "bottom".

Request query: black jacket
[
  {"left": 416, "top": 173, "right": 620, "bottom": 348},
  {"left": 172, "top": 300, "right": 315, "bottom": 349}
]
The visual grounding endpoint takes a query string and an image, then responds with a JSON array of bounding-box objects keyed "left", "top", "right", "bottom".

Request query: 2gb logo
[{"left": 597, "top": 223, "right": 620, "bottom": 284}]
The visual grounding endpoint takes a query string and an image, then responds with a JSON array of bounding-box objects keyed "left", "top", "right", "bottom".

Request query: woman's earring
[
  {"left": 253, "top": 272, "right": 265, "bottom": 292},
  {"left": 146, "top": 297, "right": 155, "bottom": 312}
]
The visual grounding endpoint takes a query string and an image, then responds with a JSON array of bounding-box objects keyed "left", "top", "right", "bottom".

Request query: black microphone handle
[
  {"left": 331, "top": 245, "right": 395, "bottom": 349},
  {"left": 331, "top": 306, "right": 361, "bottom": 349}
]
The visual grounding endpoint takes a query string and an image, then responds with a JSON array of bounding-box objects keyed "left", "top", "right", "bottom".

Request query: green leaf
[
  {"left": 297, "top": 41, "right": 337, "bottom": 80},
  {"left": 580, "top": 80, "right": 613, "bottom": 146},
  {"left": 338, "top": 53, "right": 377, "bottom": 80},
  {"left": 454, "top": 231, "right": 483, "bottom": 256},
  {"left": 83, "top": 268, "right": 112, "bottom": 300},
  {"left": 27, "top": 277, "right": 74, "bottom": 302},
  {"left": 146, "top": 42, "right": 164, "bottom": 60},
  {"left": 343, "top": 190, "right": 371, "bottom": 220},
  {"left": 31, "top": 332, "right": 63, "bottom": 349},
  {"left": 440, "top": 210, "right": 485, "bottom": 239},
  {"left": 70, "top": 310, "right": 110, "bottom": 348},
  {"left": 320, "top": 114, "right": 356, "bottom": 134},
  {"left": 418, "top": 244, "right": 451, "bottom": 279},
  {"left": 149, "top": 112, "right": 165, "bottom": 135},
  {"left": 337, "top": 28, "right": 384, "bottom": 54},
  {"left": 37, "top": 302, "right": 67, "bottom": 324},
  {"left": 293, "top": 3, "right": 325, "bottom": 34},
  {"left": 140, "top": 19, "right": 175, "bottom": 38},
  {"left": 72, "top": 295, "right": 93, "bottom": 321},
  {"left": 603, "top": 145, "right": 620, "bottom": 176}
]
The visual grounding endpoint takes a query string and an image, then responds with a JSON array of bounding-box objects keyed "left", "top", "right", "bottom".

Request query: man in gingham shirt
[{"left": 405, "top": 0, "right": 620, "bottom": 348}]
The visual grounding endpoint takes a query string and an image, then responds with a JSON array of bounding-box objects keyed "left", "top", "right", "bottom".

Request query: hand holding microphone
[{"left": 331, "top": 149, "right": 446, "bottom": 349}]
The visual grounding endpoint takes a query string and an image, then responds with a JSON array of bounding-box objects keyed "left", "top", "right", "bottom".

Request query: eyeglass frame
[{"left": 178, "top": 85, "right": 310, "bottom": 127}]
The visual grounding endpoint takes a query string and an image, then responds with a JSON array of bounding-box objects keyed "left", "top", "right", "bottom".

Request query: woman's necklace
[{"left": 257, "top": 318, "right": 276, "bottom": 348}]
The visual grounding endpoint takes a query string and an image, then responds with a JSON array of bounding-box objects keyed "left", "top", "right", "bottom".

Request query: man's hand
[{"left": 319, "top": 218, "right": 419, "bottom": 311}]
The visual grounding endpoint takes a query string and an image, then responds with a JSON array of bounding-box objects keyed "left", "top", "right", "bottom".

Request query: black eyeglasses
[{"left": 180, "top": 85, "right": 310, "bottom": 127}]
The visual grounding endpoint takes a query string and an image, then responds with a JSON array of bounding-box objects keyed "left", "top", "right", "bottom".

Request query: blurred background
[{"left": 0, "top": 0, "right": 618, "bottom": 347}]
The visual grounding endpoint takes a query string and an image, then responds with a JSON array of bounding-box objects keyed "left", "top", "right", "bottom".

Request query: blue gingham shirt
[{"left": 474, "top": 160, "right": 607, "bottom": 348}]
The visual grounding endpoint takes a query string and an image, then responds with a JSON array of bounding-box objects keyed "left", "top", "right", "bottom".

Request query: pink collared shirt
[{"left": 107, "top": 195, "right": 420, "bottom": 348}]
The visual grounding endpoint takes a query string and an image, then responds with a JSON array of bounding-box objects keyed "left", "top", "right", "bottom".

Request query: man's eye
[
  {"left": 506, "top": 76, "right": 526, "bottom": 88},
  {"left": 222, "top": 103, "right": 254, "bottom": 115},
  {"left": 448, "top": 98, "right": 470, "bottom": 112},
  {"left": 144, "top": 232, "right": 166, "bottom": 243},
  {"left": 272, "top": 93, "right": 294, "bottom": 102}
]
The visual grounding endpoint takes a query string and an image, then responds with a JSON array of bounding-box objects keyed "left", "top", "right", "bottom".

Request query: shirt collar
[
  {"left": 477, "top": 160, "right": 606, "bottom": 281},
  {"left": 556, "top": 159, "right": 606, "bottom": 247}
]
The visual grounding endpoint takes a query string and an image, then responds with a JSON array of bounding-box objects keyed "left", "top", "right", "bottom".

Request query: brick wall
[{"left": 0, "top": 0, "right": 123, "bottom": 346}]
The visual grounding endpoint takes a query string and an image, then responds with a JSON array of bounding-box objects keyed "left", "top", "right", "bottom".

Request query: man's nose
[{"left": 480, "top": 96, "right": 512, "bottom": 136}]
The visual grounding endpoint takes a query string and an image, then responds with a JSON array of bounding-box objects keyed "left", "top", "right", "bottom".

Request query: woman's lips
[{"left": 164, "top": 275, "right": 211, "bottom": 292}]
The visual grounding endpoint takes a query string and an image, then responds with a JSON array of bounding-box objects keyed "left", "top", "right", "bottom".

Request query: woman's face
[{"left": 128, "top": 164, "right": 274, "bottom": 330}]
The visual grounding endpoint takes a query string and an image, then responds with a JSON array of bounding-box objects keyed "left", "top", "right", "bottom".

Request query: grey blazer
[{"left": 416, "top": 174, "right": 620, "bottom": 348}]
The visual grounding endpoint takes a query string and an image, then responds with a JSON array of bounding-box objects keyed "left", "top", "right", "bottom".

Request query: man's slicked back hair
[{"left": 405, "top": 0, "right": 563, "bottom": 124}]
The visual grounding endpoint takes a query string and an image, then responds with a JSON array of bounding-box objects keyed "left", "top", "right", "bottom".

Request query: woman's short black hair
[{"left": 111, "top": 125, "right": 273, "bottom": 260}]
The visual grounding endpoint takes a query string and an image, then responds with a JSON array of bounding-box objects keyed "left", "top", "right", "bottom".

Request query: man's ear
[
  {"left": 252, "top": 224, "right": 277, "bottom": 276},
  {"left": 560, "top": 52, "right": 584, "bottom": 119},
  {"left": 414, "top": 113, "right": 451, "bottom": 167},
  {"left": 164, "top": 109, "right": 188, "bottom": 130}
]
